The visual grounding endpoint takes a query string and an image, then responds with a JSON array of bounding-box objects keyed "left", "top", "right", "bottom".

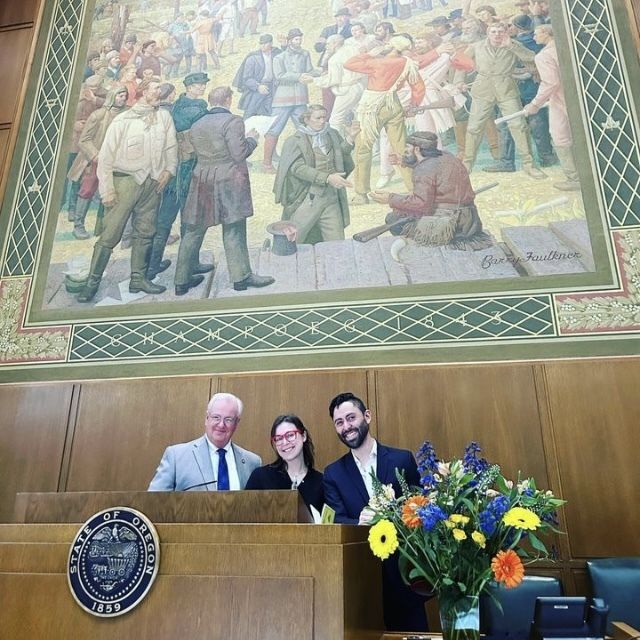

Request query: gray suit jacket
[{"left": 148, "top": 436, "right": 262, "bottom": 491}]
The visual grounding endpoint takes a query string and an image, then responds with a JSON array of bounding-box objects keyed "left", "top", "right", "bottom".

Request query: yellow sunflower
[
  {"left": 472, "top": 531, "right": 486, "bottom": 548},
  {"left": 368, "top": 519, "right": 399, "bottom": 560},
  {"left": 502, "top": 507, "right": 541, "bottom": 530},
  {"left": 452, "top": 528, "right": 467, "bottom": 542}
]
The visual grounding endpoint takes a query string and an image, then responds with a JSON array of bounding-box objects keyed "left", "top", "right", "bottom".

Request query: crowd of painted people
[{"left": 64, "top": 0, "right": 581, "bottom": 303}]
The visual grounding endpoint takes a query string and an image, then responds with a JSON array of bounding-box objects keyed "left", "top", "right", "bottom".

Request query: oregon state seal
[{"left": 67, "top": 507, "right": 160, "bottom": 617}]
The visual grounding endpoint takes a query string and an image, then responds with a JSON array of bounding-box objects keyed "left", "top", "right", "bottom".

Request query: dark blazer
[
  {"left": 323, "top": 442, "right": 420, "bottom": 524},
  {"left": 323, "top": 441, "right": 427, "bottom": 632}
]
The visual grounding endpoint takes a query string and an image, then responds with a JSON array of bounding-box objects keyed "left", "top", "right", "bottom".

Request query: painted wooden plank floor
[{"left": 44, "top": 219, "right": 594, "bottom": 308}]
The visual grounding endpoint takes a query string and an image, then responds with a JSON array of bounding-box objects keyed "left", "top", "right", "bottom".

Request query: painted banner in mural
[{"left": 0, "top": 0, "right": 638, "bottom": 379}]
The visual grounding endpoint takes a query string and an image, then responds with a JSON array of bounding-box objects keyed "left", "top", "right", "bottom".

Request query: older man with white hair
[{"left": 148, "top": 392, "right": 262, "bottom": 491}]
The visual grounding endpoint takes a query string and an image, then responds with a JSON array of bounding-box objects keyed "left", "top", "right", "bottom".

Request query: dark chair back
[
  {"left": 480, "top": 575, "right": 563, "bottom": 640},
  {"left": 587, "top": 557, "right": 640, "bottom": 633}
]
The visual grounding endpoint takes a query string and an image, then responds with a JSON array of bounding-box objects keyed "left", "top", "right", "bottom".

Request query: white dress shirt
[{"left": 352, "top": 438, "right": 378, "bottom": 498}]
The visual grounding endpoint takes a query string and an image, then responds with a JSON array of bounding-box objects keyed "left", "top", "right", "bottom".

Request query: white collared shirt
[
  {"left": 352, "top": 438, "right": 378, "bottom": 498},
  {"left": 206, "top": 438, "right": 241, "bottom": 490}
]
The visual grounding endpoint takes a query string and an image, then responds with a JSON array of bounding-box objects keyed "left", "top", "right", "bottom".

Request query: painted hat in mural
[
  {"left": 287, "top": 28, "right": 304, "bottom": 40},
  {"left": 259, "top": 33, "right": 274, "bottom": 44},
  {"left": 183, "top": 72, "right": 210, "bottom": 87}
]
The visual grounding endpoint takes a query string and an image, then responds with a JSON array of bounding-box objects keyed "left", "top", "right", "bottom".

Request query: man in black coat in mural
[
  {"left": 233, "top": 34, "right": 282, "bottom": 120},
  {"left": 173, "top": 86, "right": 275, "bottom": 295}
]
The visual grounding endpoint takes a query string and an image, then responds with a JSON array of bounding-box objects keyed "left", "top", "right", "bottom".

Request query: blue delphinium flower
[
  {"left": 478, "top": 509, "right": 497, "bottom": 536},
  {"left": 463, "top": 441, "right": 489, "bottom": 475},
  {"left": 416, "top": 441, "right": 438, "bottom": 490},
  {"left": 418, "top": 504, "right": 447, "bottom": 531},
  {"left": 478, "top": 495, "right": 510, "bottom": 536},
  {"left": 489, "top": 495, "right": 510, "bottom": 518},
  {"left": 542, "top": 510, "right": 559, "bottom": 526}
]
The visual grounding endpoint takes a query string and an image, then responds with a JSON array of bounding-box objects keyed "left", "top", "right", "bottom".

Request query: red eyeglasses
[{"left": 272, "top": 430, "right": 302, "bottom": 445}]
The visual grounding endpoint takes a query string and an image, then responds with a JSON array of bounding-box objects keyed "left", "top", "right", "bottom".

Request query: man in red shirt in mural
[{"left": 344, "top": 34, "right": 472, "bottom": 204}]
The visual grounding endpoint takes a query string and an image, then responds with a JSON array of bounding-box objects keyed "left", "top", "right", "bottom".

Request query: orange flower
[
  {"left": 401, "top": 495, "right": 429, "bottom": 528},
  {"left": 491, "top": 549, "right": 525, "bottom": 588}
]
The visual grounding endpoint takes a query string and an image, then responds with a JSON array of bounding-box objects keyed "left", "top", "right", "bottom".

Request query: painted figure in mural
[
  {"left": 147, "top": 72, "right": 212, "bottom": 281},
  {"left": 149, "top": 393, "right": 262, "bottom": 491},
  {"left": 263, "top": 28, "right": 318, "bottom": 173},
  {"left": 118, "top": 33, "right": 140, "bottom": 68},
  {"left": 483, "top": 14, "right": 556, "bottom": 174},
  {"left": 322, "top": 392, "right": 428, "bottom": 632},
  {"left": 371, "top": 131, "right": 492, "bottom": 249},
  {"left": 192, "top": 9, "right": 220, "bottom": 71},
  {"left": 232, "top": 33, "right": 282, "bottom": 120},
  {"left": 460, "top": 23, "right": 545, "bottom": 178},
  {"left": 175, "top": 86, "right": 275, "bottom": 295},
  {"left": 77, "top": 79, "right": 177, "bottom": 302},
  {"left": 344, "top": 34, "right": 454, "bottom": 204},
  {"left": 314, "top": 8, "right": 353, "bottom": 113},
  {"left": 274, "top": 104, "right": 357, "bottom": 244},
  {"left": 524, "top": 24, "right": 581, "bottom": 191},
  {"left": 66, "top": 86, "right": 129, "bottom": 240},
  {"left": 63, "top": 75, "right": 106, "bottom": 224},
  {"left": 312, "top": 34, "right": 367, "bottom": 137},
  {"left": 167, "top": 13, "right": 195, "bottom": 77}
]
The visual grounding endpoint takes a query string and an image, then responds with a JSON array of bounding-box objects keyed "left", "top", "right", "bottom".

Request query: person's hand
[
  {"left": 370, "top": 190, "right": 391, "bottom": 204},
  {"left": 344, "top": 121, "right": 360, "bottom": 143},
  {"left": 388, "top": 152, "right": 402, "bottom": 166},
  {"left": 436, "top": 42, "right": 455, "bottom": 56},
  {"left": 155, "top": 170, "right": 171, "bottom": 192},
  {"left": 247, "top": 128, "right": 260, "bottom": 140},
  {"left": 523, "top": 103, "right": 539, "bottom": 116},
  {"left": 358, "top": 507, "right": 375, "bottom": 525},
  {"left": 102, "top": 194, "right": 117, "bottom": 208},
  {"left": 257, "top": 84, "right": 270, "bottom": 95},
  {"left": 327, "top": 172, "right": 353, "bottom": 189},
  {"left": 299, "top": 73, "right": 314, "bottom": 84}
]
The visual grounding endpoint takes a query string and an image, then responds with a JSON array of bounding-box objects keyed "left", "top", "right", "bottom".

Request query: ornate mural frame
[{"left": 0, "top": 0, "right": 639, "bottom": 382}]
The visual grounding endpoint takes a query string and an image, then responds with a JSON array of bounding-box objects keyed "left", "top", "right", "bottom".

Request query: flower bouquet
[{"left": 367, "top": 442, "right": 565, "bottom": 640}]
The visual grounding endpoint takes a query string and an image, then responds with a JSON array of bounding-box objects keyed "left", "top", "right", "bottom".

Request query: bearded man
[
  {"left": 323, "top": 392, "right": 428, "bottom": 632},
  {"left": 371, "top": 131, "right": 492, "bottom": 250}
]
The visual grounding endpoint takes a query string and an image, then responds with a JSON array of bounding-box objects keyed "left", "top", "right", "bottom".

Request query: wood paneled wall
[
  {"left": 1, "top": 358, "right": 639, "bottom": 597},
  {"left": 0, "top": 0, "right": 41, "bottom": 205}
]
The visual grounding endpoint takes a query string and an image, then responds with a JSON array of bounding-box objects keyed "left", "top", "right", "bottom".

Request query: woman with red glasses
[{"left": 245, "top": 414, "right": 324, "bottom": 513}]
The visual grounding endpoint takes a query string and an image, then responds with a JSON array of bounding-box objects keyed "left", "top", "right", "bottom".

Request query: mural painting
[
  {"left": 40, "top": 0, "right": 596, "bottom": 311},
  {"left": 2, "top": 0, "right": 640, "bottom": 380}
]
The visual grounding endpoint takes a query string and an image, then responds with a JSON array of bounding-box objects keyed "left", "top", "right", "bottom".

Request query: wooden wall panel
[
  {"left": 65, "top": 377, "right": 212, "bottom": 491},
  {"left": 543, "top": 360, "right": 640, "bottom": 558},
  {"left": 0, "top": 27, "right": 34, "bottom": 125},
  {"left": 374, "top": 364, "right": 550, "bottom": 484},
  {"left": 219, "top": 370, "right": 369, "bottom": 470},
  {"left": 0, "top": 383, "right": 73, "bottom": 521},
  {"left": 0, "top": 0, "right": 40, "bottom": 27}
]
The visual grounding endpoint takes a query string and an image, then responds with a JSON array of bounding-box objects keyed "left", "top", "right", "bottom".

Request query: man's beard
[
  {"left": 338, "top": 418, "right": 369, "bottom": 449},
  {"left": 402, "top": 152, "right": 419, "bottom": 167}
]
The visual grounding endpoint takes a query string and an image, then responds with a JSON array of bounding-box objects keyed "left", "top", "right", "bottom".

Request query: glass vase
[{"left": 439, "top": 594, "right": 480, "bottom": 640}]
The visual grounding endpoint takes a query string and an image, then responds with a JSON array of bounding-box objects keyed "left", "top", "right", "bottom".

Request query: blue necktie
[{"left": 217, "top": 448, "right": 230, "bottom": 491}]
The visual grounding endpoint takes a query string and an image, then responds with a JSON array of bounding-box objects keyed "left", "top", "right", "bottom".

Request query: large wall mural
[{"left": 0, "top": 0, "right": 638, "bottom": 381}]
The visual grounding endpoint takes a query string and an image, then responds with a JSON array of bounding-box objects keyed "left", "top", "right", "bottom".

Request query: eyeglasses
[
  {"left": 271, "top": 430, "right": 302, "bottom": 445},
  {"left": 206, "top": 414, "right": 237, "bottom": 427}
]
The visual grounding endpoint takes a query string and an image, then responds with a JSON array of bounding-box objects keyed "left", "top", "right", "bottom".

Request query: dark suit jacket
[
  {"left": 323, "top": 441, "right": 427, "bottom": 631},
  {"left": 323, "top": 442, "right": 420, "bottom": 524}
]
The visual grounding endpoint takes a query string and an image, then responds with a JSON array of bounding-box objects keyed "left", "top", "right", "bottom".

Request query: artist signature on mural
[{"left": 481, "top": 250, "right": 582, "bottom": 269}]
